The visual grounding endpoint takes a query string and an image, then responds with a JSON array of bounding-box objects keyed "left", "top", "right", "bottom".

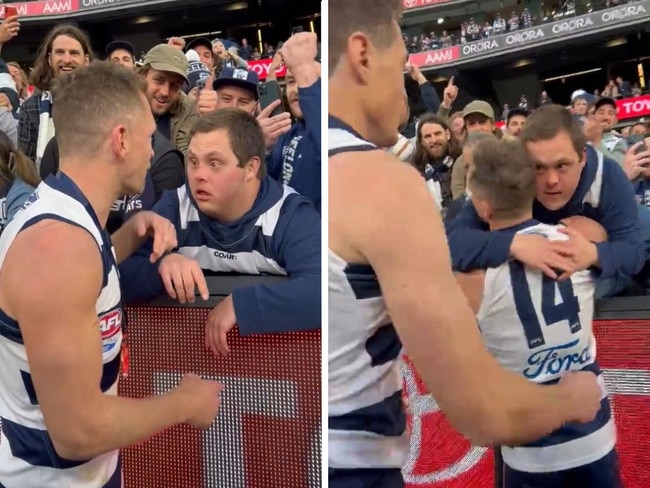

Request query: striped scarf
[{"left": 36, "top": 90, "right": 55, "bottom": 172}]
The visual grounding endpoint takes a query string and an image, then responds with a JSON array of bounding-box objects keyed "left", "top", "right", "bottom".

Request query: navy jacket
[{"left": 447, "top": 146, "right": 645, "bottom": 281}]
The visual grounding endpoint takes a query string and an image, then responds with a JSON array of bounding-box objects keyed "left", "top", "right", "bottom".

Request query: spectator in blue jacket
[
  {"left": 119, "top": 108, "right": 321, "bottom": 354},
  {"left": 0, "top": 131, "right": 40, "bottom": 231},
  {"left": 267, "top": 32, "right": 321, "bottom": 212},
  {"left": 447, "top": 105, "right": 646, "bottom": 299}
]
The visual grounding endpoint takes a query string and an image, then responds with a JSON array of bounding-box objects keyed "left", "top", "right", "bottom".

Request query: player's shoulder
[
  {"left": 330, "top": 149, "right": 425, "bottom": 196},
  {"left": 516, "top": 222, "right": 568, "bottom": 242}
]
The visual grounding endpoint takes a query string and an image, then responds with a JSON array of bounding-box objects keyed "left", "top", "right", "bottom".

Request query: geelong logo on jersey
[{"left": 99, "top": 308, "right": 122, "bottom": 353}]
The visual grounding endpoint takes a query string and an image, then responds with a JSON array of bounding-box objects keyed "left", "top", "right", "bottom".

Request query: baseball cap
[
  {"left": 186, "top": 61, "right": 211, "bottom": 92},
  {"left": 594, "top": 97, "right": 617, "bottom": 111},
  {"left": 212, "top": 67, "right": 259, "bottom": 98},
  {"left": 105, "top": 40, "right": 135, "bottom": 59},
  {"left": 143, "top": 44, "right": 189, "bottom": 83},
  {"left": 186, "top": 37, "right": 212, "bottom": 53},
  {"left": 463, "top": 100, "right": 495, "bottom": 120}
]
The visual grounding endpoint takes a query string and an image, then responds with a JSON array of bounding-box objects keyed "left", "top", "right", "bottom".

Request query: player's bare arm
[
  {"left": 455, "top": 271, "right": 486, "bottom": 316},
  {"left": 111, "top": 210, "right": 178, "bottom": 264},
  {"left": 330, "top": 150, "right": 601, "bottom": 446},
  {"left": 0, "top": 221, "right": 220, "bottom": 460}
]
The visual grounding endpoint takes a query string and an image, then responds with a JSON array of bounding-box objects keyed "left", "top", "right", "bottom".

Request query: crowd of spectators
[
  {"left": 394, "top": 66, "right": 650, "bottom": 301},
  {"left": 404, "top": 0, "right": 640, "bottom": 53}
]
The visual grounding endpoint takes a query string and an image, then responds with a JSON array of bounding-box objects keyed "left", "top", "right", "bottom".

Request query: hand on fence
[
  {"left": 205, "top": 295, "right": 237, "bottom": 357},
  {"left": 158, "top": 253, "right": 210, "bottom": 304}
]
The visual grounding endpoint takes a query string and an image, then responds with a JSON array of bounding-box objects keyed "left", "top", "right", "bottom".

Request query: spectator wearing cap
[
  {"left": 212, "top": 66, "right": 259, "bottom": 115},
  {"left": 266, "top": 32, "right": 322, "bottom": 213},
  {"left": 570, "top": 90, "right": 593, "bottom": 117},
  {"left": 186, "top": 37, "right": 214, "bottom": 70},
  {"left": 106, "top": 40, "right": 135, "bottom": 70},
  {"left": 139, "top": 44, "right": 198, "bottom": 156},
  {"left": 450, "top": 100, "right": 497, "bottom": 199},
  {"left": 505, "top": 108, "right": 528, "bottom": 137},
  {"left": 591, "top": 97, "right": 627, "bottom": 165}
]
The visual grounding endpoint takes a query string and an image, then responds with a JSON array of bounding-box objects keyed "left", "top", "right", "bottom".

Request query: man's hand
[
  {"left": 205, "top": 295, "right": 237, "bottom": 356},
  {"left": 558, "top": 371, "right": 603, "bottom": 423},
  {"left": 0, "top": 93, "right": 13, "bottom": 112},
  {"left": 406, "top": 62, "right": 426, "bottom": 85},
  {"left": 176, "top": 373, "right": 223, "bottom": 429},
  {"left": 510, "top": 233, "right": 574, "bottom": 279},
  {"left": 158, "top": 253, "right": 209, "bottom": 304},
  {"left": 266, "top": 52, "right": 284, "bottom": 80},
  {"left": 280, "top": 32, "right": 318, "bottom": 71},
  {"left": 559, "top": 216, "right": 608, "bottom": 243},
  {"left": 257, "top": 100, "right": 292, "bottom": 150},
  {"left": 623, "top": 142, "right": 650, "bottom": 181},
  {"left": 196, "top": 77, "right": 217, "bottom": 114},
  {"left": 130, "top": 211, "right": 178, "bottom": 263},
  {"left": 552, "top": 227, "right": 600, "bottom": 279},
  {"left": 0, "top": 16, "right": 20, "bottom": 45},
  {"left": 167, "top": 37, "right": 186, "bottom": 50},
  {"left": 583, "top": 115, "right": 603, "bottom": 145},
  {"left": 442, "top": 76, "right": 459, "bottom": 109}
]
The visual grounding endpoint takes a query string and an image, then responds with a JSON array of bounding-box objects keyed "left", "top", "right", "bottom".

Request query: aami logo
[
  {"left": 99, "top": 308, "right": 122, "bottom": 353},
  {"left": 214, "top": 251, "right": 237, "bottom": 260}
]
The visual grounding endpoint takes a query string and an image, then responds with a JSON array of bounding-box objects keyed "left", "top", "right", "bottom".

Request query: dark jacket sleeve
[
  {"left": 594, "top": 159, "right": 645, "bottom": 279},
  {"left": 419, "top": 81, "right": 441, "bottom": 114},
  {"left": 446, "top": 199, "right": 514, "bottom": 271},
  {"left": 232, "top": 197, "right": 321, "bottom": 335},
  {"left": 150, "top": 151, "right": 185, "bottom": 201},
  {"left": 118, "top": 190, "right": 181, "bottom": 304}
]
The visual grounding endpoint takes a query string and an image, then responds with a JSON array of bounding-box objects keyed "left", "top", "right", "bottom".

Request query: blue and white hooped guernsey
[
  {"left": 0, "top": 173, "right": 123, "bottom": 488},
  {"left": 328, "top": 116, "right": 408, "bottom": 470},
  {"left": 477, "top": 220, "right": 615, "bottom": 473}
]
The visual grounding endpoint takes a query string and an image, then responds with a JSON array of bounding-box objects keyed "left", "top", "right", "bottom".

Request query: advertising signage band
[
  {"left": 0, "top": 0, "right": 79, "bottom": 17},
  {"left": 79, "top": 0, "right": 145, "bottom": 10},
  {"left": 411, "top": 0, "right": 650, "bottom": 68},
  {"left": 403, "top": 0, "right": 452, "bottom": 9}
]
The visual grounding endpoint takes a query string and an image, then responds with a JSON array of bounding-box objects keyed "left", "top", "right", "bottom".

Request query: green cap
[
  {"left": 462, "top": 100, "right": 495, "bottom": 120},
  {"left": 143, "top": 44, "right": 189, "bottom": 83}
]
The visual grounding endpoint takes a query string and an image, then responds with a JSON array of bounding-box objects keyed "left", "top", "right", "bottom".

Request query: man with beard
[
  {"left": 267, "top": 32, "right": 321, "bottom": 212},
  {"left": 140, "top": 44, "right": 198, "bottom": 156},
  {"left": 411, "top": 113, "right": 456, "bottom": 212},
  {"left": 18, "top": 24, "right": 92, "bottom": 167}
]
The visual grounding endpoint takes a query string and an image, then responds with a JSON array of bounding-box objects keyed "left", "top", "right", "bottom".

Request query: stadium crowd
[
  {"left": 0, "top": 11, "right": 321, "bottom": 488},
  {"left": 404, "top": 0, "right": 639, "bottom": 52},
  {"left": 329, "top": 1, "right": 641, "bottom": 486},
  {"left": 392, "top": 63, "right": 650, "bottom": 299}
]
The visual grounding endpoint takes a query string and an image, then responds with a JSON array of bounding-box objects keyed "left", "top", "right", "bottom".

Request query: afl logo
[
  {"left": 400, "top": 356, "right": 490, "bottom": 486},
  {"left": 99, "top": 309, "right": 122, "bottom": 354}
]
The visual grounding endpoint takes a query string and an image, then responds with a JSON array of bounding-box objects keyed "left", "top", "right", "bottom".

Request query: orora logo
[{"left": 100, "top": 308, "right": 122, "bottom": 353}]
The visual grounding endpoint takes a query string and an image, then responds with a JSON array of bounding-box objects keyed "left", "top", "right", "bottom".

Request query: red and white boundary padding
[{"left": 402, "top": 319, "right": 650, "bottom": 488}]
